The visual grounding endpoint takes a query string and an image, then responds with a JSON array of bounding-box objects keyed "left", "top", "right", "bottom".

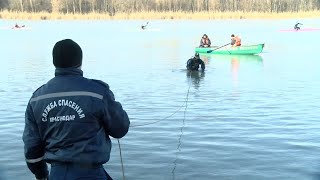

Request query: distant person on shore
[
  {"left": 231, "top": 34, "right": 241, "bottom": 47},
  {"left": 199, "top": 34, "right": 211, "bottom": 48},
  {"left": 141, "top": 22, "right": 149, "bottom": 30},
  {"left": 294, "top": 22, "right": 303, "bottom": 31},
  {"left": 186, "top": 53, "right": 205, "bottom": 71}
]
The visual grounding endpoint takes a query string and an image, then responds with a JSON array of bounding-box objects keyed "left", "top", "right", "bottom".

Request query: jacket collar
[{"left": 55, "top": 67, "right": 83, "bottom": 76}]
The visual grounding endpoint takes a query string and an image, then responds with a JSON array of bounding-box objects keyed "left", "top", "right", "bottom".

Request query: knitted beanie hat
[{"left": 53, "top": 39, "right": 82, "bottom": 68}]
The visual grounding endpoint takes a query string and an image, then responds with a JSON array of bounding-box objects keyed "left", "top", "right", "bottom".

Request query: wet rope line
[
  {"left": 129, "top": 96, "right": 189, "bottom": 128},
  {"left": 117, "top": 73, "right": 193, "bottom": 179},
  {"left": 117, "top": 139, "right": 126, "bottom": 180},
  {"left": 172, "top": 75, "right": 191, "bottom": 180}
]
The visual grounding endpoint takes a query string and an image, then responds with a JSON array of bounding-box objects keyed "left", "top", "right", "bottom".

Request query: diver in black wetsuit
[{"left": 186, "top": 53, "right": 205, "bottom": 71}]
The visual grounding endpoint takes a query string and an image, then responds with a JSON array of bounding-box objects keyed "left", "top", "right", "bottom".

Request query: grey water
[{"left": 0, "top": 18, "right": 320, "bottom": 180}]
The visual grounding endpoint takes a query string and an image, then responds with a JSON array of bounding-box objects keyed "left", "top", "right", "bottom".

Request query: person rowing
[
  {"left": 141, "top": 22, "right": 149, "bottom": 30},
  {"left": 294, "top": 23, "right": 303, "bottom": 31},
  {"left": 230, "top": 34, "right": 241, "bottom": 47}
]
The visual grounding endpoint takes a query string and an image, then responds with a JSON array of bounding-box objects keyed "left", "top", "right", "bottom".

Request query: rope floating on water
[
  {"left": 118, "top": 139, "right": 126, "bottom": 180},
  {"left": 117, "top": 73, "right": 193, "bottom": 179}
]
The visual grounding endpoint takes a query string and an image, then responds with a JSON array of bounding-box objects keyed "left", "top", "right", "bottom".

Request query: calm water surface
[{"left": 0, "top": 19, "right": 320, "bottom": 180}]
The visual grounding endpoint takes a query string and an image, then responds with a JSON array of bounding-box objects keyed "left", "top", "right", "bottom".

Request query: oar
[
  {"left": 207, "top": 43, "right": 231, "bottom": 53},
  {"left": 144, "top": 22, "right": 149, "bottom": 28}
]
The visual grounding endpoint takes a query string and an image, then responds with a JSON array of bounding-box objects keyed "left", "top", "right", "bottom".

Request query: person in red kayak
[
  {"left": 294, "top": 23, "right": 303, "bottom": 31},
  {"left": 13, "top": 23, "right": 25, "bottom": 29}
]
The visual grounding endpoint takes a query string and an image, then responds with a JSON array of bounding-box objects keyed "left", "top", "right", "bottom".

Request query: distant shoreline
[{"left": 1, "top": 10, "right": 320, "bottom": 20}]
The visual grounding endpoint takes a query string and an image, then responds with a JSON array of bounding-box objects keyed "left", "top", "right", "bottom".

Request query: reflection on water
[
  {"left": 199, "top": 55, "right": 210, "bottom": 65},
  {"left": 200, "top": 54, "right": 263, "bottom": 97},
  {"left": 231, "top": 55, "right": 262, "bottom": 83},
  {"left": 1, "top": 19, "right": 320, "bottom": 180},
  {"left": 200, "top": 54, "right": 263, "bottom": 62},
  {"left": 186, "top": 70, "right": 205, "bottom": 90},
  {"left": 200, "top": 54, "right": 263, "bottom": 80}
]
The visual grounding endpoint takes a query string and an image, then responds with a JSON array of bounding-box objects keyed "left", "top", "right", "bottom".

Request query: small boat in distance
[{"left": 195, "top": 44, "right": 265, "bottom": 55}]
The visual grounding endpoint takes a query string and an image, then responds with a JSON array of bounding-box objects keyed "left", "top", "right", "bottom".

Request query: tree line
[{"left": 1, "top": 0, "right": 319, "bottom": 15}]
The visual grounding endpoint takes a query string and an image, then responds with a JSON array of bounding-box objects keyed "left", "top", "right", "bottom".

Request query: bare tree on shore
[{"left": 1, "top": 0, "right": 319, "bottom": 14}]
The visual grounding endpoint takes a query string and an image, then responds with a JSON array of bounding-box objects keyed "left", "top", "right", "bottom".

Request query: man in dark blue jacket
[{"left": 22, "top": 39, "right": 130, "bottom": 180}]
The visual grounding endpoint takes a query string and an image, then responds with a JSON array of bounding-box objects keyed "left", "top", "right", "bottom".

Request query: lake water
[{"left": 0, "top": 18, "right": 320, "bottom": 180}]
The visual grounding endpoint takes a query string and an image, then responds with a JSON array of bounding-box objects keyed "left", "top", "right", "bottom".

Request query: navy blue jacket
[{"left": 22, "top": 68, "right": 130, "bottom": 179}]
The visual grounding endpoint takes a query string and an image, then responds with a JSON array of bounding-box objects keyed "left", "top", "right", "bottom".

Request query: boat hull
[{"left": 195, "top": 44, "right": 264, "bottom": 55}]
